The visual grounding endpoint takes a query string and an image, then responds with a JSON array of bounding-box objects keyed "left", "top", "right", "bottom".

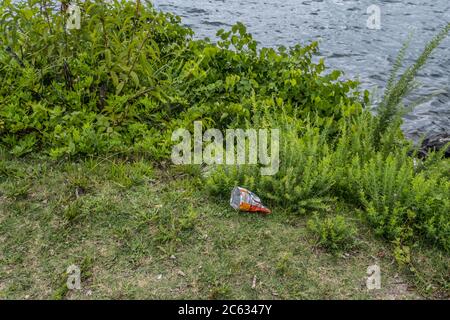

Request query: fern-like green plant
[
  {"left": 374, "top": 22, "right": 450, "bottom": 148},
  {"left": 307, "top": 214, "right": 357, "bottom": 252},
  {"left": 205, "top": 113, "right": 337, "bottom": 213}
]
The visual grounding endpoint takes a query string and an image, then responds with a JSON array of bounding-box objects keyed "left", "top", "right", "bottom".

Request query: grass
[{"left": 0, "top": 156, "right": 448, "bottom": 299}]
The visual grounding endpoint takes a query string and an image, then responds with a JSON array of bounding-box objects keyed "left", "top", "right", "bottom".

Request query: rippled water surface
[{"left": 152, "top": 0, "right": 450, "bottom": 140}]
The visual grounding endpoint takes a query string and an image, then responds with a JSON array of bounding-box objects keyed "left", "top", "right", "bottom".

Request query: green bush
[
  {"left": 205, "top": 109, "right": 450, "bottom": 251},
  {"left": 198, "top": 20, "right": 450, "bottom": 254},
  {"left": 1, "top": 0, "right": 449, "bottom": 272},
  {"left": 204, "top": 113, "right": 338, "bottom": 213},
  {"left": 1, "top": 0, "right": 194, "bottom": 158},
  {"left": 353, "top": 154, "right": 450, "bottom": 251},
  {"left": 0, "top": 0, "right": 364, "bottom": 158},
  {"left": 307, "top": 214, "right": 357, "bottom": 252}
]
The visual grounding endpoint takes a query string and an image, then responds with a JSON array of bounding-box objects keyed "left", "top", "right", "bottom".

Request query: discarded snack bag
[{"left": 230, "top": 187, "right": 271, "bottom": 214}]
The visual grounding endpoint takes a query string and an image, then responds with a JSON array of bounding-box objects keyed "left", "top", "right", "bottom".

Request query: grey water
[{"left": 152, "top": 0, "right": 450, "bottom": 141}]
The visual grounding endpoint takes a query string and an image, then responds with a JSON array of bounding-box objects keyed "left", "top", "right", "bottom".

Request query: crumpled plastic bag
[{"left": 230, "top": 187, "right": 271, "bottom": 214}]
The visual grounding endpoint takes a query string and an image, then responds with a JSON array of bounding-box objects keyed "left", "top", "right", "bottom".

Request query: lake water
[{"left": 152, "top": 0, "right": 450, "bottom": 141}]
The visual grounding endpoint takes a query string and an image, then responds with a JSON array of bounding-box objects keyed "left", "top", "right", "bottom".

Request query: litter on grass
[{"left": 230, "top": 187, "right": 271, "bottom": 214}]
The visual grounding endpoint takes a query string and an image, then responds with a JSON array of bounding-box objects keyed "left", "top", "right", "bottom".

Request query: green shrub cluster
[
  {"left": 205, "top": 114, "right": 337, "bottom": 214},
  {"left": 1, "top": 1, "right": 449, "bottom": 265},
  {"left": 0, "top": 0, "right": 364, "bottom": 158},
  {"left": 352, "top": 153, "right": 450, "bottom": 250},
  {"left": 205, "top": 110, "right": 450, "bottom": 252},
  {"left": 307, "top": 214, "right": 357, "bottom": 252},
  {"left": 204, "top": 20, "right": 450, "bottom": 253}
]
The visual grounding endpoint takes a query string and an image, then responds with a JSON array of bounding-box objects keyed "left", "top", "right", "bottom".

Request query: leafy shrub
[
  {"left": 307, "top": 214, "right": 357, "bottom": 252},
  {"left": 205, "top": 108, "right": 450, "bottom": 251},
  {"left": 373, "top": 23, "right": 450, "bottom": 147},
  {"left": 1, "top": 0, "right": 194, "bottom": 158},
  {"left": 1, "top": 0, "right": 449, "bottom": 279},
  {"left": 205, "top": 114, "right": 339, "bottom": 213},
  {"left": 0, "top": 0, "right": 365, "bottom": 158},
  {"left": 361, "top": 163, "right": 449, "bottom": 251}
]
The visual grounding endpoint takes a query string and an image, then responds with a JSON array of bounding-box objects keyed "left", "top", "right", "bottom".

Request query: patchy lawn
[{"left": 0, "top": 156, "right": 448, "bottom": 299}]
